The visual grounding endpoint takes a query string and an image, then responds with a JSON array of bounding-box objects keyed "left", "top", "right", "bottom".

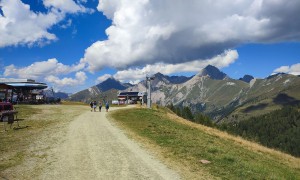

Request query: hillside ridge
[{"left": 70, "top": 65, "right": 300, "bottom": 124}]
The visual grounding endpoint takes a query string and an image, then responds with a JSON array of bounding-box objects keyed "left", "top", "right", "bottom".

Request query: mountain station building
[
  {"left": 0, "top": 78, "right": 48, "bottom": 104},
  {"left": 117, "top": 91, "right": 147, "bottom": 104}
]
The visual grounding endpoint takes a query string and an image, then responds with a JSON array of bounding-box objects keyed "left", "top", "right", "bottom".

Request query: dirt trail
[{"left": 40, "top": 107, "right": 180, "bottom": 180}]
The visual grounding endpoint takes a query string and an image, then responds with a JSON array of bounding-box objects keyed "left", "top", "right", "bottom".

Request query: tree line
[
  {"left": 167, "top": 103, "right": 214, "bottom": 127},
  {"left": 166, "top": 103, "right": 300, "bottom": 157},
  {"left": 220, "top": 106, "right": 300, "bottom": 157}
]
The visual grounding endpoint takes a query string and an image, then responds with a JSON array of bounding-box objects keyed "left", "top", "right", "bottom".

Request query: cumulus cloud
[
  {"left": 45, "top": 71, "right": 87, "bottom": 87},
  {"left": 0, "top": 0, "right": 91, "bottom": 47},
  {"left": 61, "top": 19, "right": 72, "bottom": 29},
  {"left": 82, "top": 0, "right": 300, "bottom": 72},
  {"left": 43, "top": 0, "right": 92, "bottom": 13},
  {"left": 4, "top": 58, "right": 85, "bottom": 79},
  {"left": 273, "top": 63, "right": 300, "bottom": 75},
  {"left": 96, "top": 74, "right": 112, "bottom": 84},
  {"left": 0, "top": 0, "right": 59, "bottom": 47},
  {"left": 113, "top": 50, "right": 238, "bottom": 82}
]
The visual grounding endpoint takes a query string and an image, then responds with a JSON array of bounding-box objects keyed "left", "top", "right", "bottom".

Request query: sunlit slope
[
  {"left": 225, "top": 74, "right": 300, "bottom": 122},
  {"left": 166, "top": 76, "right": 248, "bottom": 118},
  {"left": 159, "top": 73, "right": 300, "bottom": 122},
  {"left": 110, "top": 107, "right": 300, "bottom": 179}
]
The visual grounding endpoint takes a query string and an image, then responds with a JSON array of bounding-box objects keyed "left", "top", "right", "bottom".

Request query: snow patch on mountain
[
  {"left": 226, "top": 82, "right": 235, "bottom": 86},
  {"left": 284, "top": 79, "right": 291, "bottom": 85}
]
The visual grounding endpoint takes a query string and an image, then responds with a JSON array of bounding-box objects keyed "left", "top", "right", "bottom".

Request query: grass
[
  {"left": 0, "top": 105, "right": 39, "bottom": 171},
  {"left": 0, "top": 104, "right": 87, "bottom": 174},
  {"left": 61, "top": 100, "right": 87, "bottom": 105},
  {"left": 110, "top": 104, "right": 127, "bottom": 108},
  {"left": 110, "top": 107, "right": 300, "bottom": 179}
]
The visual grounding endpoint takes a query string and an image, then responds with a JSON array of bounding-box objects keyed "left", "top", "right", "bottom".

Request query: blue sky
[{"left": 0, "top": 0, "right": 300, "bottom": 93}]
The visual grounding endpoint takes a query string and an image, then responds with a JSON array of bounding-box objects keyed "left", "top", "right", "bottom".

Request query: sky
[{"left": 0, "top": 0, "right": 300, "bottom": 93}]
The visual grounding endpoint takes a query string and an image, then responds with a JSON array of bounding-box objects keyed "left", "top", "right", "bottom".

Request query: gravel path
[{"left": 41, "top": 107, "right": 180, "bottom": 180}]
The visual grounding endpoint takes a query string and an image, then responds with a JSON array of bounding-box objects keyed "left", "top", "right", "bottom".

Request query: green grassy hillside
[
  {"left": 221, "top": 105, "right": 300, "bottom": 157},
  {"left": 110, "top": 107, "right": 300, "bottom": 179},
  {"left": 151, "top": 73, "right": 300, "bottom": 122},
  {"left": 224, "top": 75, "right": 300, "bottom": 122}
]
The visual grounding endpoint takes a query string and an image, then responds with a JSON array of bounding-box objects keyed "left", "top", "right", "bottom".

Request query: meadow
[{"left": 110, "top": 106, "right": 300, "bottom": 179}]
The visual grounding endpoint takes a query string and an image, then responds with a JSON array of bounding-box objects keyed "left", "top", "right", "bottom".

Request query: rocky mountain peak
[
  {"left": 153, "top": 72, "right": 193, "bottom": 84},
  {"left": 96, "top": 77, "right": 127, "bottom": 92},
  {"left": 151, "top": 72, "right": 170, "bottom": 86},
  {"left": 154, "top": 72, "right": 167, "bottom": 80},
  {"left": 267, "top": 73, "right": 286, "bottom": 79},
  {"left": 239, "top": 75, "right": 254, "bottom": 83},
  {"left": 198, "top": 65, "right": 228, "bottom": 80}
]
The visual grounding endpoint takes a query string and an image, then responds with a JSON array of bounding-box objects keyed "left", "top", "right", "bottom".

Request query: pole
[
  {"left": 147, "top": 78, "right": 151, "bottom": 108},
  {"left": 146, "top": 75, "right": 154, "bottom": 109}
]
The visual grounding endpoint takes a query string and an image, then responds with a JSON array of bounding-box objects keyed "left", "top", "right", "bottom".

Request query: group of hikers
[{"left": 90, "top": 101, "right": 109, "bottom": 112}]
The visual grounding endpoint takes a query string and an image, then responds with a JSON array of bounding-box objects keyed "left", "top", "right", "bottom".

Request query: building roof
[
  {"left": 0, "top": 79, "right": 47, "bottom": 90},
  {"left": 118, "top": 91, "right": 146, "bottom": 96}
]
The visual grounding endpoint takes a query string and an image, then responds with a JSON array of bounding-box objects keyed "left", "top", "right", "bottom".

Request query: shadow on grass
[
  {"left": 273, "top": 93, "right": 300, "bottom": 106},
  {"left": 243, "top": 103, "right": 268, "bottom": 113},
  {"left": 13, "top": 125, "right": 30, "bottom": 130}
]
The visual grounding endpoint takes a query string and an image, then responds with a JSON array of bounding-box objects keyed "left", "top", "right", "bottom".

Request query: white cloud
[
  {"left": 96, "top": 74, "right": 112, "bottom": 84},
  {"left": 113, "top": 50, "right": 238, "bottom": 82},
  {"left": 3, "top": 58, "right": 87, "bottom": 91},
  {"left": 82, "top": 0, "right": 300, "bottom": 72},
  {"left": 0, "top": 0, "right": 61, "bottom": 47},
  {"left": 45, "top": 71, "right": 87, "bottom": 87},
  {"left": 78, "top": 0, "right": 88, "bottom": 3},
  {"left": 273, "top": 63, "right": 300, "bottom": 75},
  {"left": 0, "top": 0, "right": 91, "bottom": 47},
  {"left": 61, "top": 19, "right": 72, "bottom": 29},
  {"left": 4, "top": 58, "right": 85, "bottom": 79},
  {"left": 43, "top": 0, "right": 92, "bottom": 14}
]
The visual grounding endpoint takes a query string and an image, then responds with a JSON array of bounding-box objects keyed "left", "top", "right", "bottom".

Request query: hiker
[
  {"left": 99, "top": 101, "right": 102, "bottom": 112},
  {"left": 105, "top": 102, "right": 109, "bottom": 112},
  {"left": 89, "top": 101, "right": 93, "bottom": 111},
  {"left": 93, "top": 101, "right": 97, "bottom": 112}
]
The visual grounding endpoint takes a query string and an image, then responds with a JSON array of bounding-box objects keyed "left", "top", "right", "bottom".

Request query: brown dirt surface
[{"left": 1, "top": 105, "right": 180, "bottom": 180}]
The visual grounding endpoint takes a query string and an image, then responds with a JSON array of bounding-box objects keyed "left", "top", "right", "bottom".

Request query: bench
[{"left": 0, "top": 110, "right": 19, "bottom": 131}]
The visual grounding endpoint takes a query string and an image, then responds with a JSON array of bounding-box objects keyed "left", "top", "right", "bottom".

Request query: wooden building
[
  {"left": 0, "top": 78, "right": 47, "bottom": 104},
  {"left": 118, "top": 91, "right": 147, "bottom": 104}
]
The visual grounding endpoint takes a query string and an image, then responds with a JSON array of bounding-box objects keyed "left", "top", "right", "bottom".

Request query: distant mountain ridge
[
  {"left": 154, "top": 72, "right": 193, "bottom": 84},
  {"left": 126, "top": 65, "right": 300, "bottom": 122},
  {"left": 69, "top": 78, "right": 132, "bottom": 103},
  {"left": 69, "top": 65, "right": 300, "bottom": 124},
  {"left": 43, "top": 90, "right": 69, "bottom": 99},
  {"left": 54, "top": 92, "right": 69, "bottom": 99},
  {"left": 239, "top": 75, "right": 254, "bottom": 83},
  {"left": 96, "top": 78, "right": 132, "bottom": 92},
  {"left": 197, "top": 65, "right": 228, "bottom": 80}
]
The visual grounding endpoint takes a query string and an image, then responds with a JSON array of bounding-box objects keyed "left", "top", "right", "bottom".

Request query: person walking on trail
[
  {"left": 93, "top": 101, "right": 97, "bottom": 112},
  {"left": 99, "top": 101, "right": 102, "bottom": 112},
  {"left": 105, "top": 102, "right": 109, "bottom": 112},
  {"left": 89, "top": 101, "right": 93, "bottom": 112}
]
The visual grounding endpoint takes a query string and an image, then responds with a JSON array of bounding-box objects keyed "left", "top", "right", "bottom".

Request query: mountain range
[{"left": 69, "top": 65, "right": 300, "bottom": 123}]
